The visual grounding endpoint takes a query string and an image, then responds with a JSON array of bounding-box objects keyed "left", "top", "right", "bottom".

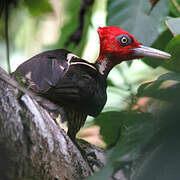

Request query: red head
[
  {"left": 96, "top": 26, "right": 171, "bottom": 75},
  {"left": 98, "top": 26, "right": 141, "bottom": 63}
]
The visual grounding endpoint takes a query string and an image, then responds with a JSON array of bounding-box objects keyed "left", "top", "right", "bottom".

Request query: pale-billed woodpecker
[{"left": 12, "top": 26, "right": 171, "bottom": 141}]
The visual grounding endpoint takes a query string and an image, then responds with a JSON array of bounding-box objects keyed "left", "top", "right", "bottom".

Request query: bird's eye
[
  {"left": 121, "top": 37, "right": 128, "bottom": 44},
  {"left": 116, "top": 34, "right": 132, "bottom": 47}
]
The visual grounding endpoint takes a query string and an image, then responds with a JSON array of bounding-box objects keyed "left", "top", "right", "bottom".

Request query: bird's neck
[{"left": 95, "top": 54, "right": 118, "bottom": 77}]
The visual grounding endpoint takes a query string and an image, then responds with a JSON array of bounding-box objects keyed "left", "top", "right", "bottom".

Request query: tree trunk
[{"left": 0, "top": 67, "right": 105, "bottom": 180}]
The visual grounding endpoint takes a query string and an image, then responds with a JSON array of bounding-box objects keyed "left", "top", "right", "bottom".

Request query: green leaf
[
  {"left": 166, "top": 17, "right": 180, "bottom": 36},
  {"left": 88, "top": 166, "right": 114, "bottom": 180},
  {"left": 107, "top": 0, "right": 170, "bottom": 46},
  {"left": 137, "top": 72, "right": 180, "bottom": 103},
  {"left": 133, "top": 136, "right": 180, "bottom": 180},
  {"left": 157, "top": 71, "right": 180, "bottom": 81},
  {"left": 91, "top": 111, "right": 154, "bottom": 180},
  {"left": 106, "top": 112, "right": 153, "bottom": 162},
  {"left": 169, "top": 0, "right": 180, "bottom": 17},
  {"left": 50, "top": 0, "right": 93, "bottom": 57},
  {"left": 137, "top": 80, "right": 162, "bottom": 98},
  {"left": 161, "top": 35, "right": 180, "bottom": 71},
  {"left": 24, "top": 0, "right": 53, "bottom": 16},
  {"left": 143, "top": 30, "right": 173, "bottom": 68},
  {"left": 107, "top": 78, "right": 117, "bottom": 87},
  {"left": 94, "top": 111, "right": 124, "bottom": 146},
  {"left": 132, "top": 106, "right": 180, "bottom": 180}
]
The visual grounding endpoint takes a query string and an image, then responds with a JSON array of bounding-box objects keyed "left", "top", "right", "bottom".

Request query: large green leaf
[
  {"left": 90, "top": 111, "right": 154, "bottom": 180},
  {"left": 132, "top": 105, "right": 180, "bottom": 180},
  {"left": 166, "top": 17, "right": 180, "bottom": 36},
  {"left": 137, "top": 71, "right": 180, "bottom": 103},
  {"left": 162, "top": 35, "right": 180, "bottom": 71},
  {"left": 107, "top": 0, "right": 170, "bottom": 46},
  {"left": 94, "top": 111, "right": 124, "bottom": 146},
  {"left": 24, "top": 0, "right": 53, "bottom": 16},
  {"left": 105, "top": 112, "right": 153, "bottom": 162},
  {"left": 169, "top": 0, "right": 180, "bottom": 17},
  {"left": 143, "top": 30, "right": 173, "bottom": 68},
  {"left": 133, "top": 134, "right": 180, "bottom": 180},
  {"left": 142, "top": 21, "right": 180, "bottom": 69}
]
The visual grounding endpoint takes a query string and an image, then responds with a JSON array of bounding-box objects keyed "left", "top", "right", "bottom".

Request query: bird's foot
[
  {"left": 76, "top": 139, "right": 105, "bottom": 172},
  {"left": 86, "top": 151, "right": 104, "bottom": 170}
]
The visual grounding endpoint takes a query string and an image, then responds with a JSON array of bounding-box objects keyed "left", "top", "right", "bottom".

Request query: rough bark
[{"left": 0, "top": 68, "right": 105, "bottom": 180}]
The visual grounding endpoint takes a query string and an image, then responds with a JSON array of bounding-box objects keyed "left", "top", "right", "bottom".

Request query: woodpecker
[{"left": 12, "top": 26, "right": 171, "bottom": 141}]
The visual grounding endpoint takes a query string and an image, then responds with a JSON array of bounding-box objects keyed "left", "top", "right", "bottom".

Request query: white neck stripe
[
  {"left": 67, "top": 53, "right": 79, "bottom": 63},
  {"left": 70, "top": 62, "right": 97, "bottom": 71}
]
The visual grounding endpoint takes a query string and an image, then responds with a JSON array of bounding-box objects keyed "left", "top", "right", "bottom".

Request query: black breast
[{"left": 45, "top": 61, "right": 107, "bottom": 117}]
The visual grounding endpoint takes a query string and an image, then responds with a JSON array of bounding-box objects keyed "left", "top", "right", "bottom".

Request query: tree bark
[{"left": 0, "top": 67, "right": 105, "bottom": 180}]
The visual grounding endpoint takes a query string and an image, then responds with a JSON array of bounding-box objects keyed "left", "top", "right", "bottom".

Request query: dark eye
[{"left": 116, "top": 34, "right": 132, "bottom": 47}]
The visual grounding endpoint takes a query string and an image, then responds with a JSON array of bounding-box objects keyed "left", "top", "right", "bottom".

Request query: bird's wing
[
  {"left": 49, "top": 70, "right": 97, "bottom": 102},
  {"left": 12, "top": 49, "right": 98, "bottom": 110},
  {"left": 12, "top": 49, "right": 71, "bottom": 93}
]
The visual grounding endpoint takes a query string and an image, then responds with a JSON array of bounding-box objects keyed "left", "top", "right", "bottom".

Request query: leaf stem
[{"left": 169, "top": 0, "right": 180, "bottom": 15}]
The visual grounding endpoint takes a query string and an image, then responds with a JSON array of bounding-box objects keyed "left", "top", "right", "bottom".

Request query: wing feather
[{"left": 12, "top": 49, "right": 70, "bottom": 93}]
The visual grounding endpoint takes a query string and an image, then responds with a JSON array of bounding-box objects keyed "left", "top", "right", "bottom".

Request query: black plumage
[{"left": 12, "top": 49, "right": 107, "bottom": 140}]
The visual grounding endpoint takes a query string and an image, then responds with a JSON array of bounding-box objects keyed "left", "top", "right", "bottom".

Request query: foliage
[
  {"left": 51, "top": 0, "right": 81, "bottom": 50},
  {"left": 24, "top": 0, "right": 53, "bottom": 16},
  {"left": 89, "top": 0, "right": 180, "bottom": 180},
  {"left": 107, "top": 0, "right": 169, "bottom": 45}
]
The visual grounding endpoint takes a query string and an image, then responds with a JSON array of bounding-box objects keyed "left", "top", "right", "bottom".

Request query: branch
[
  {"left": 64, "top": 0, "right": 94, "bottom": 47},
  {"left": 0, "top": 67, "right": 105, "bottom": 179}
]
